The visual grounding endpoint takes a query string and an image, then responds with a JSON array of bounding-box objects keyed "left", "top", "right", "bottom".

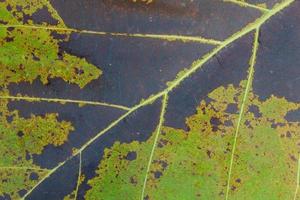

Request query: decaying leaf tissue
[{"left": 0, "top": 0, "right": 300, "bottom": 199}]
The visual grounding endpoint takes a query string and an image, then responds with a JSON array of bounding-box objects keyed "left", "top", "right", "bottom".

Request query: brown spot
[
  {"left": 206, "top": 150, "right": 212, "bottom": 158},
  {"left": 231, "top": 185, "right": 236, "bottom": 191},
  {"left": 290, "top": 154, "right": 297, "bottom": 162},
  {"left": 286, "top": 131, "right": 292, "bottom": 138}
]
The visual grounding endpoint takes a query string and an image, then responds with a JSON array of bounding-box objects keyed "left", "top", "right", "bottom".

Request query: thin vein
[
  {"left": 0, "top": 24, "right": 222, "bottom": 45},
  {"left": 21, "top": 159, "right": 69, "bottom": 200},
  {"left": 0, "top": 166, "right": 50, "bottom": 172},
  {"left": 165, "top": 0, "right": 294, "bottom": 93},
  {"left": 21, "top": 91, "right": 166, "bottom": 199},
  {"left": 225, "top": 27, "right": 260, "bottom": 200},
  {"left": 224, "top": 0, "right": 270, "bottom": 12},
  {"left": 0, "top": 95, "right": 130, "bottom": 111},
  {"left": 21, "top": 0, "right": 295, "bottom": 198},
  {"left": 140, "top": 93, "right": 168, "bottom": 200},
  {"left": 293, "top": 154, "right": 300, "bottom": 200},
  {"left": 74, "top": 152, "right": 82, "bottom": 200}
]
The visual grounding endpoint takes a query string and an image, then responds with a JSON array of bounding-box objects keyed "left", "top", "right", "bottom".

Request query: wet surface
[
  {"left": 253, "top": 1, "right": 300, "bottom": 102},
  {"left": 49, "top": 0, "right": 261, "bottom": 40},
  {"left": 165, "top": 32, "right": 254, "bottom": 130},
  {"left": 25, "top": 155, "right": 79, "bottom": 200},
  {"left": 78, "top": 99, "right": 162, "bottom": 199},
  {"left": 9, "top": 34, "right": 213, "bottom": 106},
  {"left": 8, "top": 100, "right": 126, "bottom": 168}
]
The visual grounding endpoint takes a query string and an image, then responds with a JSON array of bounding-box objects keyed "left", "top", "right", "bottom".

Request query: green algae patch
[
  {"left": 85, "top": 81, "right": 300, "bottom": 200},
  {"left": 0, "top": 1, "right": 103, "bottom": 198},
  {"left": 0, "top": 169, "right": 48, "bottom": 199},
  {"left": 0, "top": 89, "right": 74, "bottom": 199},
  {"left": 85, "top": 138, "right": 157, "bottom": 200},
  {"left": 0, "top": 1, "right": 102, "bottom": 88}
]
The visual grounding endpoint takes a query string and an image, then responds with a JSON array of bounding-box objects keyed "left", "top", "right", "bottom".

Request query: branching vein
[
  {"left": 18, "top": 0, "right": 295, "bottom": 198},
  {"left": 0, "top": 24, "right": 222, "bottom": 45},
  {"left": 223, "top": 0, "right": 270, "bottom": 12},
  {"left": 74, "top": 152, "right": 82, "bottom": 200},
  {"left": 225, "top": 27, "right": 260, "bottom": 200},
  {"left": 0, "top": 95, "right": 130, "bottom": 111},
  {"left": 140, "top": 93, "right": 168, "bottom": 200}
]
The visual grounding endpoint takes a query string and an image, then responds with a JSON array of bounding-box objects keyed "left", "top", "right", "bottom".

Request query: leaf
[{"left": 0, "top": 0, "right": 300, "bottom": 200}]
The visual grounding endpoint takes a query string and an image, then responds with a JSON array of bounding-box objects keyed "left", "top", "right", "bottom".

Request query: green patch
[{"left": 85, "top": 81, "right": 300, "bottom": 200}]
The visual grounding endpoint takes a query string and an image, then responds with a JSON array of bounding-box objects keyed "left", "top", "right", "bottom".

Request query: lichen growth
[{"left": 85, "top": 81, "right": 300, "bottom": 200}]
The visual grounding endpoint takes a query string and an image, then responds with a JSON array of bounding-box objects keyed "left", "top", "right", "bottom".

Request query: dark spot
[
  {"left": 224, "top": 120, "right": 233, "bottom": 127},
  {"left": 271, "top": 122, "right": 285, "bottom": 128},
  {"left": 285, "top": 109, "right": 300, "bottom": 122},
  {"left": 130, "top": 176, "right": 137, "bottom": 185},
  {"left": 244, "top": 120, "right": 252, "bottom": 128},
  {"left": 17, "top": 131, "right": 24, "bottom": 137},
  {"left": 75, "top": 68, "right": 84, "bottom": 75},
  {"left": 16, "top": 5, "right": 22, "bottom": 12},
  {"left": 6, "top": 5, "right": 12, "bottom": 11},
  {"left": 22, "top": 13, "right": 32, "bottom": 24},
  {"left": 210, "top": 117, "right": 221, "bottom": 131},
  {"left": 248, "top": 105, "right": 261, "bottom": 118},
  {"left": 29, "top": 172, "right": 39, "bottom": 180},
  {"left": 4, "top": 37, "right": 14, "bottom": 42},
  {"left": 125, "top": 151, "right": 137, "bottom": 161},
  {"left": 6, "top": 115, "right": 13, "bottom": 123},
  {"left": 226, "top": 103, "right": 238, "bottom": 114},
  {"left": 25, "top": 151, "right": 31, "bottom": 160},
  {"left": 17, "top": 189, "right": 27, "bottom": 197},
  {"left": 50, "top": 31, "right": 67, "bottom": 40},
  {"left": 290, "top": 155, "right": 297, "bottom": 162},
  {"left": 286, "top": 131, "right": 292, "bottom": 138},
  {"left": 0, "top": 20, "right": 8, "bottom": 25},
  {"left": 32, "top": 53, "right": 40, "bottom": 61},
  {"left": 157, "top": 138, "right": 168, "bottom": 148},
  {"left": 7, "top": 27, "right": 15, "bottom": 32},
  {"left": 0, "top": 193, "right": 11, "bottom": 200},
  {"left": 154, "top": 171, "right": 162, "bottom": 179},
  {"left": 231, "top": 185, "right": 237, "bottom": 191},
  {"left": 144, "top": 195, "right": 149, "bottom": 200},
  {"left": 235, "top": 178, "right": 241, "bottom": 183},
  {"left": 31, "top": 6, "right": 59, "bottom": 25},
  {"left": 159, "top": 160, "right": 168, "bottom": 170}
]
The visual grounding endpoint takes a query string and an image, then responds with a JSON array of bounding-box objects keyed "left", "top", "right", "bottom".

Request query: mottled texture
[
  {"left": 1, "top": 0, "right": 300, "bottom": 199},
  {"left": 0, "top": 0, "right": 101, "bottom": 88},
  {"left": 85, "top": 82, "right": 300, "bottom": 200}
]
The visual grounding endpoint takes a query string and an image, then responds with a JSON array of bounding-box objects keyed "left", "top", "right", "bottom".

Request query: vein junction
[{"left": 1, "top": 0, "right": 295, "bottom": 199}]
